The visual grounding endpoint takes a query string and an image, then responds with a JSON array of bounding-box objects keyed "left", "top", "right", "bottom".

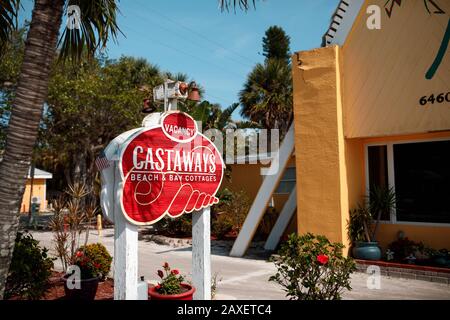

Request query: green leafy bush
[
  {"left": 213, "top": 188, "right": 250, "bottom": 235},
  {"left": 211, "top": 214, "right": 233, "bottom": 239},
  {"left": 73, "top": 243, "right": 112, "bottom": 280},
  {"left": 270, "top": 233, "right": 356, "bottom": 300},
  {"left": 5, "top": 232, "right": 54, "bottom": 300},
  {"left": 155, "top": 214, "right": 192, "bottom": 237}
]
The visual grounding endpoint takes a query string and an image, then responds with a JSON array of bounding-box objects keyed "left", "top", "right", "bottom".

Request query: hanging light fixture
[{"left": 187, "top": 81, "right": 201, "bottom": 102}]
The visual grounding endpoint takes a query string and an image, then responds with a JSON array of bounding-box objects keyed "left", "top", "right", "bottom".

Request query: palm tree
[
  {"left": 0, "top": 0, "right": 120, "bottom": 299},
  {"left": 239, "top": 59, "right": 293, "bottom": 136},
  {"left": 0, "top": 0, "right": 255, "bottom": 300}
]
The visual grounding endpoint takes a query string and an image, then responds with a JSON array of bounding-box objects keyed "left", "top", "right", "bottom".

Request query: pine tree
[{"left": 262, "top": 26, "right": 291, "bottom": 63}]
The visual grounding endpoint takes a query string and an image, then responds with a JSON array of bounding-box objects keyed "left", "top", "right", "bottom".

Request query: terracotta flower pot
[
  {"left": 148, "top": 283, "right": 195, "bottom": 300},
  {"left": 62, "top": 275, "right": 100, "bottom": 300}
]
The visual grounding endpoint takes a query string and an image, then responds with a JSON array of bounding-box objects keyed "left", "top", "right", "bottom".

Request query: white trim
[
  {"left": 378, "top": 220, "right": 450, "bottom": 228},
  {"left": 230, "top": 125, "right": 295, "bottom": 257},
  {"left": 323, "top": 0, "right": 365, "bottom": 46},
  {"left": 364, "top": 136, "right": 450, "bottom": 227},
  {"left": 387, "top": 143, "right": 396, "bottom": 223},
  {"left": 264, "top": 185, "right": 297, "bottom": 251}
]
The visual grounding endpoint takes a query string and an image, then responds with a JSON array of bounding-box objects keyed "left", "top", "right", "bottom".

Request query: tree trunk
[{"left": 0, "top": 0, "right": 64, "bottom": 299}]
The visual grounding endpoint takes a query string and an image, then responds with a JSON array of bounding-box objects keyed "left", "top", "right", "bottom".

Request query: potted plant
[
  {"left": 348, "top": 186, "right": 396, "bottom": 260},
  {"left": 62, "top": 243, "right": 112, "bottom": 300},
  {"left": 148, "top": 262, "right": 195, "bottom": 300}
]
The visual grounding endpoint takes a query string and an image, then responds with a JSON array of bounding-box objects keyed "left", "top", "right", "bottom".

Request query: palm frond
[
  {"left": 219, "top": 0, "right": 256, "bottom": 12},
  {"left": 0, "top": 0, "right": 20, "bottom": 55},
  {"left": 58, "top": 0, "right": 121, "bottom": 62}
]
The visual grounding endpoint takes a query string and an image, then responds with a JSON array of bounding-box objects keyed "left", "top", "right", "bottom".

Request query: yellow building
[
  {"left": 293, "top": 0, "right": 450, "bottom": 253},
  {"left": 20, "top": 168, "right": 52, "bottom": 213},
  {"left": 230, "top": 0, "right": 449, "bottom": 257}
]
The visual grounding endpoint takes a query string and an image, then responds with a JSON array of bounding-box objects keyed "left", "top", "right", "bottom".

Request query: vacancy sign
[{"left": 119, "top": 111, "right": 224, "bottom": 225}]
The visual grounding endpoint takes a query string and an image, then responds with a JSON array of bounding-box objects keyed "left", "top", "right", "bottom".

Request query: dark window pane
[
  {"left": 275, "top": 167, "right": 296, "bottom": 194},
  {"left": 394, "top": 140, "right": 450, "bottom": 224},
  {"left": 368, "top": 145, "right": 389, "bottom": 220}
]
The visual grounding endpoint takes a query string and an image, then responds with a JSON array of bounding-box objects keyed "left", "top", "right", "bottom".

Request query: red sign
[{"left": 119, "top": 111, "right": 224, "bottom": 225}]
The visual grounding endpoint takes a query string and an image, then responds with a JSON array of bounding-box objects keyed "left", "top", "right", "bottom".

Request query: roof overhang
[{"left": 322, "top": 0, "right": 365, "bottom": 47}]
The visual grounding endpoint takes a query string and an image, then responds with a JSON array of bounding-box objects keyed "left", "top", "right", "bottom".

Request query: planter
[
  {"left": 62, "top": 275, "right": 100, "bottom": 300},
  {"left": 148, "top": 283, "right": 195, "bottom": 300},
  {"left": 352, "top": 241, "right": 381, "bottom": 260}
]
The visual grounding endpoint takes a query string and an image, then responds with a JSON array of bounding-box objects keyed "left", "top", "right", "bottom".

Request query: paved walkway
[{"left": 29, "top": 229, "right": 450, "bottom": 300}]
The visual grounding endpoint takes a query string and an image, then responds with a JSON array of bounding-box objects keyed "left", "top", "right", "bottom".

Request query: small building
[{"left": 20, "top": 168, "right": 52, "bottom": 213}]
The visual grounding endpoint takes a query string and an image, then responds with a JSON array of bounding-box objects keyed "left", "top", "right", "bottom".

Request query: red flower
[
  {"left": 163, "top": 262, "right": 169, "bottom": 268},
  {"left": 157, "top": 270, "right": 164, "bottom": 278},
  {"left": 76, "top": 251, "right": 83, "bottom": 257},
  {"left": 171, "top": 269, "right": 179, "bottom": 275},
  {"left": 317, "top": 254, "right": 329, "bottom": 265},
  {"left": 94, "top": 262, "right": 101, "bottom": 269}
]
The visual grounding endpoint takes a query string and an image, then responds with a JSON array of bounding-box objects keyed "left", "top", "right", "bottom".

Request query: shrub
[
  {"left": 214, "top": 189, "right": 250, "bottom": 234},
  {"left": 211, "top": 214, "right": 233, "bottom": 239},
  {"left": 155, "top": 213, "right": 192, "bottom": 237},
  {"left": 73, "top": 243, "right": 112, "bottom": 280},
  {"left": 269, "top": 233, "right": 356, "bottom": 300},
  {"left": 5, "top": 232, "right": 54, "bottom": 300}
]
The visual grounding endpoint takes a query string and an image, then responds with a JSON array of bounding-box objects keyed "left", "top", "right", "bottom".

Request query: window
[
  {"left": 275, "top": 167, "right": 296, "bottom": 194},
  {"left": 366, "top": 139, "right": 450, "bottom": 225},
  {"left": 394, "top": 141, "right": 450, "bottom": 224}
]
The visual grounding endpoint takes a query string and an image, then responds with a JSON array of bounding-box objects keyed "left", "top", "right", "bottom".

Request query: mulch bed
[{"left": 8, "top": 271, "right": 114, "bottom": 300}]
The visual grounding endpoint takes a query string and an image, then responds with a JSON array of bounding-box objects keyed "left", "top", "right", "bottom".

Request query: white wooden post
[
  {"left": 192, "top": 208, "right": 211, "bottom": 300},
  {"left": 113, "top": 162, "right": 139, "bottom": 300}
]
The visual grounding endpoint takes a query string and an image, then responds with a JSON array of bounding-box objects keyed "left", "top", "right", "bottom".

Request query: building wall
[
  {"left": 292, "top": 45, "right": 351, "bottom": 251},
  {"left": 342, "top": 0, "right": 450, "bottom": 138},
  {"left": 20, "top": 179, "right": 48, "bottom": 213},
  {"left": 291, "top": 0, "right": 450, "bottom": 255}
]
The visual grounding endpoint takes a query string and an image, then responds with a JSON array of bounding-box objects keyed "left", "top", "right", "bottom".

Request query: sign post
[
  {"left": 192, "top": 207, "right": 211, "bottom": 300},
  {"left": 100, "top": 80, "right": 221, "bottom": 300}
]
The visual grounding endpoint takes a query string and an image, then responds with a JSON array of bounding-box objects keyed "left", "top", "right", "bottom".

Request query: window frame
[{"left": 364, "top": 137, "right": 450, "bottom": 227}]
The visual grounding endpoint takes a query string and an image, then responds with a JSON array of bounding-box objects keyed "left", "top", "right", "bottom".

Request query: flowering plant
[
  {"left": 154, "top": 262, "right": 186, "bottom": 295},
  {"left": 270, "top": 233, "right": 356, "bottom": 300},
  {"left": 72, "top": 243, "right": 112, "bottom": 280}
]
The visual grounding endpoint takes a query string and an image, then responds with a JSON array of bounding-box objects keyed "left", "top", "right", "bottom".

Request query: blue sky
[{"left": 18, "top": 0, "right": 339, "bottom": 120}]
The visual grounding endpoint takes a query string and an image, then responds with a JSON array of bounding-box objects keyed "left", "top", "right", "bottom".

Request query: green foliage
[
  {"left": 39, "top": 55, "right": 162, "bottom": 191},
  {"left": 73, "top": 243, "right": 112, "bottom": 280},
  {"left": 239, "top": 57, "right": 292, "bottom": 136},
  {"left": 262, "top": 25, "right": 291, "bottom": 62},
  {"left": 347, "top": 205, "right": 373, "bottom": 243},
  {"left": 212, "top": 214, "right": 234, "bottom": 240},
  {"left": 155, "top": 262, "right": 185, "bottom": 295},
  {"left": 367, "top": 185, "right": 396, "bottom": 240},
  {"left": 5, "top": 232, "right": 54, "bottom": 300},
  {"left": 213, "top": 188, "right": 250, "bottom": 235},
  {"left": 154, "top": 213, "right": 192, "bottom": 237},
  {"left": 0, "top": 0, "right": 20, "bottom": 55},
  {"left": 57, "top": 0, "right": 121, "bottom": 63},
  {"left": 269, "top": 233, "right": 356, "bottom": 300},
  {"left": 348, "top": 186, "right": 396, "bottom": 243},
  {"left": 240, "top": 25, "right": 292, "bottom": 137}
]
